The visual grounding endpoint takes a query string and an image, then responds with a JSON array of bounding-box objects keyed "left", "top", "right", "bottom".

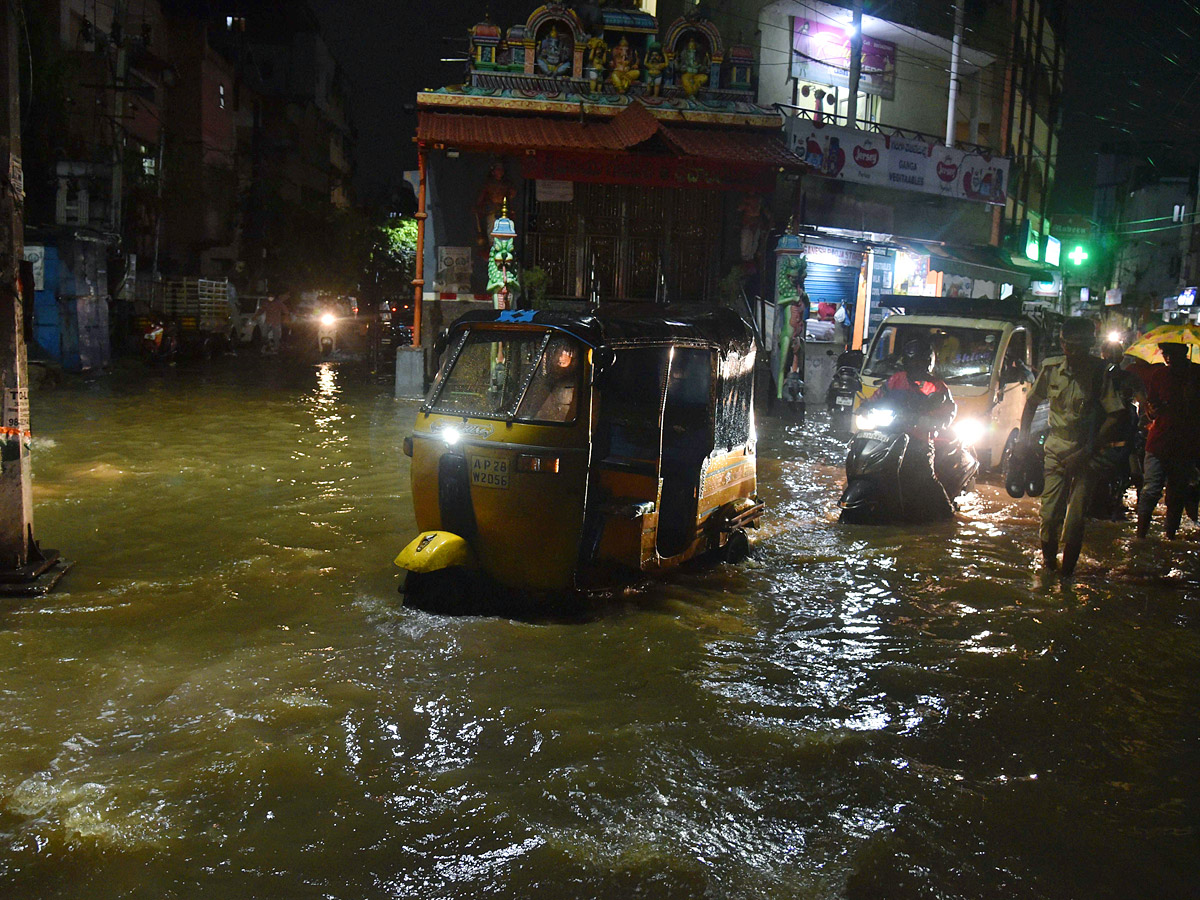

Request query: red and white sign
[{"left": 785, "top": 118, "right": 1010, "bottom": 206}]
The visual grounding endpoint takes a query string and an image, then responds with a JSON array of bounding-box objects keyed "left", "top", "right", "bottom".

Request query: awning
[
  {"left": 416, "top": 101, "right": 806, "bottom": 171},
  {"left": 892, "top": 239, "right": 1055, "bottom": 287}
]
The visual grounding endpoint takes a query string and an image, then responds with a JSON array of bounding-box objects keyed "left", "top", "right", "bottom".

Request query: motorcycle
[
  {"left": 317, "top": 309, "right": 337, "bottom": 356},
  {"left": 839, "top": 401, "right": 979, "bottom": 524},
  {"left": 141, "top": 316, "right": 179, "bottom": 364},
  {"left": 826, "top": 349, "right": 863, "bottom": 420}
]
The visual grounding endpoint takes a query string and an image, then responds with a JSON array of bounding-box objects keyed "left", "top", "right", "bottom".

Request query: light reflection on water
[{"left": 0, "top": 360, "right": 1197, "bottom": 899}]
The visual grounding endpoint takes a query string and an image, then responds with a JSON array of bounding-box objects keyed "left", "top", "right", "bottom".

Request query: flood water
[{"left": 2, "top": 357, "right": 1197, "bottom": 899}]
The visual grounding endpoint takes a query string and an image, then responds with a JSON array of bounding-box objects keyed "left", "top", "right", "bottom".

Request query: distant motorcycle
[
  {"left": 826, "top": 349, "right": 863, "bottom": 420},
  {"left": 840, "top": 402, "right": 979, "bottom": 524},
  {"left": 141, "top": 316, "right": 179, "bottom": 363},
  {"left": 317, "top": 310, "right": 337, "bottom": 356}
]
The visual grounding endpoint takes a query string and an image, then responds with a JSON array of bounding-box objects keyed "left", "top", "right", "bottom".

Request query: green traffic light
[{"left": 1068, "top": 245, "right": 1089, "bottom": 265}]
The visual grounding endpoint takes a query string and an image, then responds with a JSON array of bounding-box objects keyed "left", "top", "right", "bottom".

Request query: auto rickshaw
[{"left": 395, "top": 307, "right": 763, "bottom": 605}]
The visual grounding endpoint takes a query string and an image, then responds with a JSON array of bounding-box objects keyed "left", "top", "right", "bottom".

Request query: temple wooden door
[{"left": 525, "top": 182, "right": 721, "bottom": 303}]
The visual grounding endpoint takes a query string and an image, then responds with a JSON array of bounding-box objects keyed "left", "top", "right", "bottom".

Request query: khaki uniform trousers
[{"left": 1039, "top": 444, "right": 1096, "bottom": 546}]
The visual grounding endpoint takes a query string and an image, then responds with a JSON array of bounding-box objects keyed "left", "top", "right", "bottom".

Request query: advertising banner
[
  {"left": 785, "top": 118, "right": 1010, "bottom": 206},
  {"left": 791, "top": 18, "right": 896, "bottom": 100}
]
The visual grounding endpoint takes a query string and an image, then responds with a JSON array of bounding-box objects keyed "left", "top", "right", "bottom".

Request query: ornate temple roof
[{"left": 415, "top": 101, "right": 804, "bottom": 170}]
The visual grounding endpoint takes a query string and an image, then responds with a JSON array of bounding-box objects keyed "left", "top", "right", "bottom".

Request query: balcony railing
[{"left": 775, "top": 104, "right": 998, "bottom": 158}]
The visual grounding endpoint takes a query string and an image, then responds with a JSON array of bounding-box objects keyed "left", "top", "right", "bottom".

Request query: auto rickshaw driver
[{"left": 518, "top": 336, "right": 581, "bottom": 422}]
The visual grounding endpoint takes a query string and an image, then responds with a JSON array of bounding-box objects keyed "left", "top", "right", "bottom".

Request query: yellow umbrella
[{"left": 1125, "top": 324, "right": 1200, "bottom": 365}]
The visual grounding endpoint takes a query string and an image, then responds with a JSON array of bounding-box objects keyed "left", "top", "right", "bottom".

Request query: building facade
[{"left": 655, "top": 0, "right": 1066, "bottom": 350}]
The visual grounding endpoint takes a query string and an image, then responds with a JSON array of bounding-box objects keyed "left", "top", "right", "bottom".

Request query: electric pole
[
  {"left": 1, "top": 2, "right": 67, "bottom": 594},
  {"left": 111, "top": 0, "right": 128, "bottom": 238},
  {"left": 847, "top": 0, "right": 863, "bottom": 128}
]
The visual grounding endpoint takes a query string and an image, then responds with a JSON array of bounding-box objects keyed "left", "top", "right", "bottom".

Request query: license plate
[
  {"left": 859, "top": 431, "right": 889, "bottom": 442},
  {"left": 835, "top": 395, "right": 853, "bottom": 406},
  {"left": 471, "top": 456, "right": 509, "bottom": 489}
]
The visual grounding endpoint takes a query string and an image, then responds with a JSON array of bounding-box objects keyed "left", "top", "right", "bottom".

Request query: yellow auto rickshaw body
[{"left": 396, "top": 307, "right": 762, "bottom": 595}]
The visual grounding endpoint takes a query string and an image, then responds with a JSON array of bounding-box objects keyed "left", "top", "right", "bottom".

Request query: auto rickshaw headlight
[
  {"left": 441, "top": 427, "right": 461, "bottom": 446},
  {"left": 320, "top": 313, "right": 336, "bottom": 326},
  {"left": 516, "top": 454, "right": 559, "bottom": 474}
]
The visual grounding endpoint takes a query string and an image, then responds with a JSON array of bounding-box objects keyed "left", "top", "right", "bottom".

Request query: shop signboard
[
  {"left": 791, "top": 18, "right": 896, "bottom": 100},
  {"left": 435, "top": 246, "right": 473, "bottom": 293},
  {"left": 23, "top": 245, "right": 45, "bottom": 291},
  {"left": 785, "top": 118, "right": 1009, "bottom": 206}
]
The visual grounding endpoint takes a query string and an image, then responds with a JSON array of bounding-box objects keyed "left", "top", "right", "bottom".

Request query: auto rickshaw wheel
[
  {"left": 401, "top": 567, "right": 483, "bottom": 615},
  {"left": 721, "top": 529, "right": 751, "bottom": 563}
]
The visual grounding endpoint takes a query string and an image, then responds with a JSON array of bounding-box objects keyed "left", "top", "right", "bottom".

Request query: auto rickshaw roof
[{"left": 447, "top": 306, "right": 754, "bottom": 353}]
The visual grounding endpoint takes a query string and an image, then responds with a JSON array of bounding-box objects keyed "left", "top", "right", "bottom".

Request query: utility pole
[
  {"left": 946, "top": 0, "right": 965, "bottom": 147},
  {"left": 110, "top": 0, "right": 128, "bottom": 238},
  {"left": 847, "top": 0, "right": 863, "bottom": 128},
  {"left": 0, "top": 2, "right": 67, "bottom": 594}
]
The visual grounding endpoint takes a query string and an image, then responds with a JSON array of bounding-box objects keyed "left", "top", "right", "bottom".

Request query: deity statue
[
  {"left": 585, "top": 36, "right": 608, "bottom": 93},
  {"left": 486, "top": 201, "right": 520, "bottom": 305},
  {"left": 474, "top": 160, "right": 515, "bottom": 247},
  {"left": 677, "top": 36, "right": 710, "bottom": 97},
  {"left": 737, "top": 194, "right": 769, "bottom": 262},
  {"left": 643, "top": 42, "right": 667, "bottom": 97},
  {"left": 536, "top": 25, "right": 571, "bottom": 76},
  {"left": 608, "top": 36, "right": 640, "bottom": 94},
  {"left": 775, "top": 253, "right": 808, "bottom": 402}
]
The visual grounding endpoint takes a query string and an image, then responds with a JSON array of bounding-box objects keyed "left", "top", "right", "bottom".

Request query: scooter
[
  {"left": 317, "top": 310, "right": 337, "bottom": 356},
  {"left": 826, "top": 349, "right": 863, "bottom": 420},
  {"left": 840, "top": 402, "right": 979, "bottom": 524},
  {"left": 141, "top": 316, "right": 179, "bottom": 364}
]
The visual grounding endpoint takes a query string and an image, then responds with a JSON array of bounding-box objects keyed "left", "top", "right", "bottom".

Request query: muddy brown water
[{"left": 1, "top": 358, "right": 1196, "bottom": 899}]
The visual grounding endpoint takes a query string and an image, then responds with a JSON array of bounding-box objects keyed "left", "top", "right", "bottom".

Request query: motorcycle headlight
[
  {"left": 855, "top": 407, "right": 895, "bottom": 431},
  {"left": 320, "top": 313, "right": 336, "bottom": 326},
  {"left": 953, "top": 417, "right": 986, "bottom": 446}
]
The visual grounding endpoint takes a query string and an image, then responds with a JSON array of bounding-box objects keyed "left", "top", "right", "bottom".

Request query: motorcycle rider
[{"left": 867, "top": 335, "right": 957, "bottom": 520}]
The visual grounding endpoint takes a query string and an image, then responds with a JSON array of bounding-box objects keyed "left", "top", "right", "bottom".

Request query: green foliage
[
  {"left": 717, "top": 266, "right": 747, "bottom": 309},
  {"left": 524, "top": 266, "right": 550, "bottom": 309},
  {"left": 368, "top": 217, "right": 418, "bottom": 299},
  {"left": 377, "top": 219, "right": 418, "bottom": 268}
]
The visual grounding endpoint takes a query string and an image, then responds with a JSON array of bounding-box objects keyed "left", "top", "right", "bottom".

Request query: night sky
[
  {"left": 305, "top": 0, "right": 1200, "bottom": 217},
  {"left": 308, "top": 0, "right": 530, "bottom": 205}
]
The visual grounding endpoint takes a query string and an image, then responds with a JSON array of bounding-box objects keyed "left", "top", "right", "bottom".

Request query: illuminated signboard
[
  {"left": 1179, "top": 286, "right": 1196, "bottom": 307},
  {"left": 1025, "top": 228, "right": 1040, "bottom": 262},
  {"left": 1044, "top": 235, "right": 1061, "bottom": 267}
]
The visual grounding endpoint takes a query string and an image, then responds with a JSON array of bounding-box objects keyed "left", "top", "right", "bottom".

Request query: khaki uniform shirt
[{"left": 1029, "top": 354, "right": 1124, "bottom": 458}]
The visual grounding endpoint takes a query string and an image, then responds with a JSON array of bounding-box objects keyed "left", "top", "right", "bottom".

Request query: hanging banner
[
  {"left": 785, "top": 118, "right": 1010, "bottom": 206},
  {"left": 791, "top": 18, "right": 896, "bottom": 101}
]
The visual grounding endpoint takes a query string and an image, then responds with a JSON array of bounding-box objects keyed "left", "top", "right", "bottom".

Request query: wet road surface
[{"left": 1, "top": 358, "right": 1197, "bottom": 899}]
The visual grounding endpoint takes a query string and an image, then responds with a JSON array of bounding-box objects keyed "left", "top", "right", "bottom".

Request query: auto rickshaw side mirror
[
  {"left": 592, "top": 347, "right": 617, "bottom": 382},
  {"left": 433, "top": 327, "right": 451, "bottom": 356}
]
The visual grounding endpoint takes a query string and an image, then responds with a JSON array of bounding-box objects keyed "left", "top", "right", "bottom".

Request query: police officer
[{"left": 1019, "top": 317, "right": 1125, "bottom": 577}]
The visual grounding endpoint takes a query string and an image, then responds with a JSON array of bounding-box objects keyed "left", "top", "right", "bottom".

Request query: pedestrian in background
[
  {"left": 1019, "top": 317, "right": 1126, "bottom": 577},
  {"left": 259, "top": 292, "right": 290, "bottom": 355},
  {"left": 1130, "top": 342, "right": 1200, "bottom": 539}
]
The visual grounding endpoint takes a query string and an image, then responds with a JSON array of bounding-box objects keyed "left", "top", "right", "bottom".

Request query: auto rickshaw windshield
[
  {"left": 865, "top": 324, "right": 1002, "bottom": 386},
  {"left": 427, "top": 330, "right": 584, "bottom": 423}
]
